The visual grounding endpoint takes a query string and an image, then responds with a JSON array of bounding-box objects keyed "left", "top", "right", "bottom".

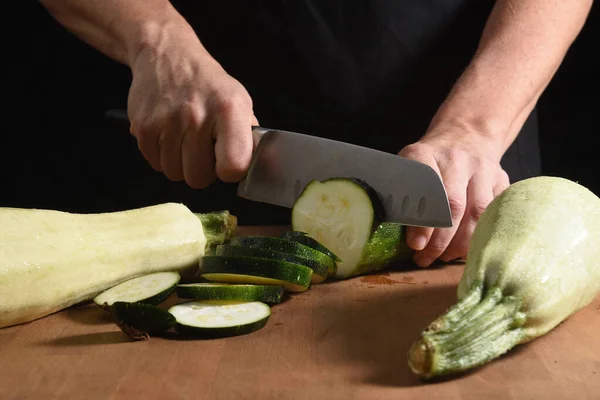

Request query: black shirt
[{"left": 3, "top": 1, "right": 541, "bottom": 224}]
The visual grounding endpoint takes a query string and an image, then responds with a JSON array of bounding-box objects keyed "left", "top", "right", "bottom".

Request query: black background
[{"left": 1, "top": 2, "right": 598, "bottom": 224}]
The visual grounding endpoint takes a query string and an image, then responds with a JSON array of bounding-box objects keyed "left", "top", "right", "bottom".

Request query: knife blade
[
  {"left": 104, "top": 109, "right": 452, "bottom": 228},
  {"left": 239, "top": 127, "right": 452, "bottom": 228}
]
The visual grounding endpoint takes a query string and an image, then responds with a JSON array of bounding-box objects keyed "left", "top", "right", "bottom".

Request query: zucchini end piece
[{"left": 110, "top": 301, "right": 176, "bottom": 341}]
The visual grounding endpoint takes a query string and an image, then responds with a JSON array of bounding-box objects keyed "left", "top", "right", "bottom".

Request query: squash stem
[
  {"left": 195, "top": 211, "right": 238, "bottom": 251},
  {"left": 425, "top": 280, "right": 484, "bottom": 333},
  {"left": 408, "top": 284, "right": 527, "bottom": 380}
]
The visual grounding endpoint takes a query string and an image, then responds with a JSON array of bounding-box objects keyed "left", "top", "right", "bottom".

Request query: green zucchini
[
  {"left": 408, "top": 176, "right": 600, "bottom": 380},
  {"left": 215, "top": 244, "right": 328, "bottom": 283},
  {"left": 110, "top": 301, "right": 176, "bottom": 340},
  {"left": 291, "top": 178, "right": 412, "bottom": 278},
  {"left": 199, "top": 255, "right": 313, "bottom": 292},
  {"left": 93, "top": 271, "right": 180, "bottom": 309},
  {"left": 280, "top": 231, "right": 341, "bottom": 262},
  {"left": 0, "top": 203, "right": 238, "bottom": 328},
  {"left": 229, "top": 236, "right": 337, "bottom": 276},
  {"left": 176, "top": 283, "right": 285, "bottom": 304},
  {"left": 168, "top": 300, "right": 271, "bottom": 338}
]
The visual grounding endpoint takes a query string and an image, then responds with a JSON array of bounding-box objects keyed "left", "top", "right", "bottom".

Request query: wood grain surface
[{"left": 0, "top": 226, "right": 598, "bottom": 400}]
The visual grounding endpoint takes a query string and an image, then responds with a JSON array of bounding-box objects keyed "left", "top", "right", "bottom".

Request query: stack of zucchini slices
[
  {"left": 93, "top": 177, "right": 413, "bottom": 340},
  {"left": 93, "top": 230, "right": 340, "bottom": 341}
]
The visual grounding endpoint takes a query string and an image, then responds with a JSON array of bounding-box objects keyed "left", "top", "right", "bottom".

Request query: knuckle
[
  {"left": 447, "top": 146, "right": 466, "bottom": 161},
  {"left": 399, "top": 143, "right": 426, "bottom": 159},
  {"left": 448, "top": 196, "right": 467, "bottom": 219},
  {"left": 214, "top": 92, "right": 251, "bottom": 115},
  {"left": 424, "top": 239, "right": 449, "bottom": 257},
  {"left": 180, "top": 102, "right": 205, "bottom": 130},
  {"left": 470, "top": 201, "right": 489, "bottom": 221}
]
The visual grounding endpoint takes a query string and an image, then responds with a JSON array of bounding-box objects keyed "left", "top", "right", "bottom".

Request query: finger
[
  {"left": 213, "top": 98, "right": 254, "bottom": 182},
  {"left": 132, "top": 116, "right": 162, "bottom": 172},
  {"left": 159, "top": 116, "right": 185, "bottom": 181},
  {"left": 440, "top": 172, "right": 494, "bottom": 262},
  {"left": 182, "top": 121, "right": 216, "bottom": 189},
  {"left": 397, "top": 146, "right": 439, "bottom": 251},
  {"left": 413, "top": 169, "right": 469, "bottom": 267},
  {"left": 493, "top": 169, "right": 510, "bottom": 197}
]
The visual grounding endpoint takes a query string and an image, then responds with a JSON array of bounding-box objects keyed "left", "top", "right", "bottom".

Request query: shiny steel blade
[{"left": 237, "top": 127, "right": 452, "bottom": 228}]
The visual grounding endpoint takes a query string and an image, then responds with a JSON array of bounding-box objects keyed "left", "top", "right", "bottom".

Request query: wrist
[
  {"left": 125, "top": 13, "right": 209, "bottom": 69},
  {"left": 421, "top": 117, "right": 508, "bottom": 163}
]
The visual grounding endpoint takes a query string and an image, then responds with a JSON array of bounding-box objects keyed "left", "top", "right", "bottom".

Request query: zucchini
[
  {"left": 176, "top": 283, "right": 285, "bottom": 304},
  {"left": 93, "top": 271, "right": 180, "bottom": 309},
  {"left": 110, "top": 301, "right": 176, "bottom": 340},
  {"left": 199, "top": 255, "right": 313, "bottom": 292},
  {"left": 408, "top": 176, "right": 600, "bottom": 380},
  {"left": 229, "top": 236, "right": 337, "bottom": 276},
  {"left": 280, "top": 231, "right": 341, "bottom": 262},
  {"left": 291, "top": 178, "right": 412, "bottom": 278},
  {"left": 215, "top": 244, "right": 329, "bottom": 283},
  {"left": 168, "top": 300, "right": 271, "bottom": 338},
  {"left": 0, "top": 203, "right": 237, "bottom": 329}
]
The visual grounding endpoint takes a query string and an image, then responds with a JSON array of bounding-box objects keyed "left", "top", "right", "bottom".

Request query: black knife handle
[
  {"left": 105, "top": 108, "right": 263, "bottom": 137},
  {"left": 104, "top": 109, "right": 130, "bottom": 132}
]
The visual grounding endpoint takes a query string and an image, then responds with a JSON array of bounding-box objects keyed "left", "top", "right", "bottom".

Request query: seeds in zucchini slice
[
  {"left": 280, "top": 230, "right": 342, "bottom": 262},
  {"left": 93, "top": 271, "right": 181, "bottom": 309},
  {"left": 199, "top": 255, "right": 312, "bottom": 292},
  {"left": 168, "top": 300, "right": 271, "bottom": 338},
  {"left": 110, "top": 301, "right": 176, "bottom": 341},
  {"left": 229, "top": 236, "right": 336, "bottom": 276},
  {"left": 292, "top": 178, "right": 383, "bottom": 278},
  {"left": 215, "top": 244, "right": 328, "bottom": 283},
  {"left": 176, "top": 283, "right": 285, "bottom": 304}
]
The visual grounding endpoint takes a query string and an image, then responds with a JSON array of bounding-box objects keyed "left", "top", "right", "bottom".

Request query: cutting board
[{"left": 0, "top": 226, "right": 598, "bottom": 400}]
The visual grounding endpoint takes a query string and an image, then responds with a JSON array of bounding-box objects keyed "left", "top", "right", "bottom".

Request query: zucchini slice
[
  {"left": 93, "top": 271, "right": 180, "bottom": 309},
  {"left": 176, "top": 283, "right": 285, "bottom": 304},
  {"left": 280, "top": 231, "right": 341, "bottom": 262},
  {"left": 199, "top": 255, "right": 312, "bottom": 292},
  {"left": 110, "top": 301, "right": 176, "bottom": 340},
  {"left": 291, "top": 178, "right": 412, "bottom": 278},
  {"left": 215, "top": 244, "right": 328, "bottom": 283},
  {"left": 168, "top": 300, "right": 271, "bottom": 338},
  {"left": 229, "top": 236, "right": 336, "bottom": 276}
]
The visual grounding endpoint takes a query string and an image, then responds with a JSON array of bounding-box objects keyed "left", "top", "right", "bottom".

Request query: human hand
[
  {"left": 398, "top": 133, "right": 510, "bottom": 267},
  {"left": 127, "top": 29, "right": 257, "bottom": 188}
]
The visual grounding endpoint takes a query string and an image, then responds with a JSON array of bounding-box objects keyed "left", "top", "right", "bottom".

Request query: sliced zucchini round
[
  {"left": 280, "top": 231, "right": 342, "bottom": 262},
  {"left": 215, "top": 244, "right": 328, "bottom": 283},
  {"left": 176, "top": 283, "right": 285, "bottom": 304},
  {"left": 229, "top": 236, "right": 336, "bottom": 276},
  {"left": 199, "top": 255, "right": 312, "bottom": 292},
  {"left": 93, "top": 271, "right": 180, "bottom": 309},
  {"left": 168, "top": 300, "right": 271, "bottom": 338},
  {"left": 110, "top": 301, "right": 176, "bottom": 340},
  {"left": 291, "top": 178, "right": 381, "bottom": 278}
]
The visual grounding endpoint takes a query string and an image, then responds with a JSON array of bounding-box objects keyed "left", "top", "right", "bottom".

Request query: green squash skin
[{"left": 457, "top": 176, "right": 600, "bottom": 343}]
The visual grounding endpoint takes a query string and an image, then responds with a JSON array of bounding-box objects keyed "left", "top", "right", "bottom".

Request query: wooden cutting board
[{"left": 0, "top": 226, "right": 598, "bottom": 400}]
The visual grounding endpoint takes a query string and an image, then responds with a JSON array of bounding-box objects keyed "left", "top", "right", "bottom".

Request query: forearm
[
  {"left": 39, "top": 0, "right": 203, "bottom": 66},
  {"left": 426, "top": 0, "right": 593, "bottom": 159}
]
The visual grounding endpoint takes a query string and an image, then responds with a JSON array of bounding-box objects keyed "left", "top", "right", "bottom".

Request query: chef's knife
[{"left": 105, "top": 109, "right": 452, "bottom": 228}]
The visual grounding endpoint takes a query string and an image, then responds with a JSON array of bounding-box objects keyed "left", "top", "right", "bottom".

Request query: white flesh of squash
[
  {"left": 0, "top": 203, "right": 206, "bottom": 328},
  {"left": 458, "top": 176, "right": 600, "bottom": 341}
]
